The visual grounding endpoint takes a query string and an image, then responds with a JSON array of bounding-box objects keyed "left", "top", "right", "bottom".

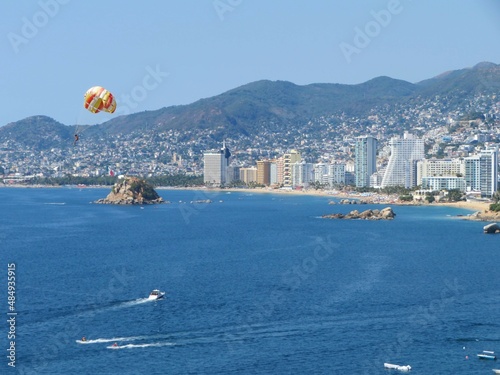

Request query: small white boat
[
  {"left": 478, "top": 351, "right": 497, "bottom": 360},
  {"left": 384, "top": 363, "right": 411, "bottom": 372},
  {"left": 148, "top": 289, "right": 165, "bottom": 300},
  {"left": 492, "top": 369, "right": 500, "bottom": 374}
]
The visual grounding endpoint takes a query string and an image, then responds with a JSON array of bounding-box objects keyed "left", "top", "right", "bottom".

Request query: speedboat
[{"left": 148, "top": 289, "right": 165, "bottom": 300}]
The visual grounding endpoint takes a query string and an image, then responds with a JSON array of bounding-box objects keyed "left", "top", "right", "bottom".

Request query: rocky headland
[
  {"left": 322, "top": 207, "right": 396, "bottom": 220},
  {"left": 94, "top": 177, "right": 166, "bottom": 205},
  {"left": 461, "top": 210, "right": 500, "bottom": 222}
]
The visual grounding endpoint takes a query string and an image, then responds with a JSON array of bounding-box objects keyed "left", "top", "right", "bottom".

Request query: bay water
[{"left": 1, "top": 187, "right": 499, "bottom": 374}]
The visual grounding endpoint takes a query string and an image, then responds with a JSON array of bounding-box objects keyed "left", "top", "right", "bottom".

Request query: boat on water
[
  {"left": 478, "top": 351, "right": 497, "bottom": 360},
  {"left": 492, "top": 369, "right": 500, "bottom": 374},
  {"left": 148, "top": 289, "right": 165, "bottom": 300},
  {"left": 383, "top": 363, "right": 411, "bottom": 372}
]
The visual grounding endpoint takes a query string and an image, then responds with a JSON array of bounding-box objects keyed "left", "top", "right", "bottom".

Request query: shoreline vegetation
[{"left": 2, "top": 183, "right": 499, "bottom": 221}]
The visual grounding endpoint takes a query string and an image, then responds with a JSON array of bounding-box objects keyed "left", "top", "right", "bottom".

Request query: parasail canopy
[{"left": 83, "top": 86, "right": 116, "bottom": 114}]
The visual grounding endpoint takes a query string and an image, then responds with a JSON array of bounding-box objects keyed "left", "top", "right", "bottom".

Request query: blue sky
[{"left": 1, "top": 0, "right": 500, "bottom": 126}]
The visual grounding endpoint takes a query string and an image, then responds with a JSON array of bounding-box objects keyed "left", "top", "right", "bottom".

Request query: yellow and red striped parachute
[{"left": 83, "top": 86, "right": 116, "bottom": 114}]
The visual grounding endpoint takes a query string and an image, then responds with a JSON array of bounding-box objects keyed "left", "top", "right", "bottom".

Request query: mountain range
[{"left": 1, "top": 61, "right": 499, "bottom": 151}]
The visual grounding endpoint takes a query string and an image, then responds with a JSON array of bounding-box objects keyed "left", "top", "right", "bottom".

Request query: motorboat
[
  {"left": 492, "top": 370, "right": 500, "bottom": 374},
  {"left": 478, "top": 351, "right": 497, "bottom": 360},
  {"left": 148, "top": 289, "right": 165, "bottom": 300}
]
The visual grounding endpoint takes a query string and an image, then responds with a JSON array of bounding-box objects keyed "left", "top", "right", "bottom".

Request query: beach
[{"left": 181, "top": 186, "right": 496, "bottom": 214}]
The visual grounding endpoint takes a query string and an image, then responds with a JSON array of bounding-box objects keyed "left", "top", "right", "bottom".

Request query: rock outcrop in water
[
  {"left": 322, "top": 207, "right": 396, "bottom": 220},
  {"left": 337, "top": 199, "right": 367, "bottom": 205},
  {"left": 463, "top": 210, "right": 500, "bottom": 222},
  {"left": 94, "top": 177, "right": 166, "bottom": 205},
  {"left": 483, "top": 223, "right": 500, "bottom": 234}
]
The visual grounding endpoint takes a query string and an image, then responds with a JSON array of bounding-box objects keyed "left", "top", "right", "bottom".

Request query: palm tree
[{"left": 492, "top": 190, "right": 500, "bottom": 203}]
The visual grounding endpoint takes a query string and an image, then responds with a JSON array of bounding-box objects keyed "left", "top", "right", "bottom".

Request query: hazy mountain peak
[{"left": 472, "top": 61, "right": 498, "bottom": 70}]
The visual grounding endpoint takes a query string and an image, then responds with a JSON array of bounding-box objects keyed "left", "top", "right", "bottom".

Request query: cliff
[{"left": 94, "top": 177, "right": 166, "bottom": 205}]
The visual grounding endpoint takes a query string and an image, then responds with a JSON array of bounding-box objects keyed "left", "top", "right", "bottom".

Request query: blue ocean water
[{"left": 1, "top": 187, "right": 499, "bottom": 375}]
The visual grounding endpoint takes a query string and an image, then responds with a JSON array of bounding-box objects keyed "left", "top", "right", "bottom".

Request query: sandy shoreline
[
  {"left": 433, "top": 200, "right": 490, "bottom": 212},
  {"left": 162, "top": 186, "right": 494, "bottom": 213},
  {"left": 2, "top": 184, "right": 496, "bottom": 217}
]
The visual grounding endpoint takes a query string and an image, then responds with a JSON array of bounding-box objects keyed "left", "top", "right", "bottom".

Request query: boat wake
[
  {"left": 74, "top": 298, "right": 156, "bottom": 317},
  {"left": 76, "top": 335, "right": 148, "bottom": 345},
  {"left": 79, "top": 318, "right": 333, "bottom": 351},
  {"left": 107, "top": 342, "right": 175, "bottom": 349},
  {"left": 117, "top": 298, "right": 155, "bottom": 308},
  {"left": 76, "top": 334, "right": 175, "bottom": 349}
]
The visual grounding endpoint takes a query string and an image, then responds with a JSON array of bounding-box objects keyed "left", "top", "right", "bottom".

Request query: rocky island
[
  {"left": 94, "top": 176, "right": 166, "bottom": 205},
  {"left": 322, "top": 207, "right": 396, "bottom": 220}
]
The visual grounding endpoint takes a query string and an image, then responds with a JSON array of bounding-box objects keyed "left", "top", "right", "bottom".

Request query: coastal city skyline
[
  {"left": 3, "top": 80, "right": 500, "bottom": 199},
  {"left": 201, "top": 134, "right": 498, "bottom": 198}
]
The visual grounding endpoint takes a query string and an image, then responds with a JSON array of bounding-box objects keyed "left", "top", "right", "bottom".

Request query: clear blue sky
[{"left": 1, "top": 0, "right": 500, "bottom": 126}]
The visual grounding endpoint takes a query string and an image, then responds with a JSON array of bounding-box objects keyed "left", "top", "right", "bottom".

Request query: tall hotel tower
[
  {"left": 465, "top": 147, "right": 498, "bottom": 197},
  {"left": 355, "top": 136, "right": 377, "bottom": 187},
  {"left": 203, "top": 141, "right": 231, "bottom": 186},
  {"left": 283, "top": 150, "right": 301, "bottom": 187},
  {"left": 381, "top": 132, "right": 424, "bottom": 188}
]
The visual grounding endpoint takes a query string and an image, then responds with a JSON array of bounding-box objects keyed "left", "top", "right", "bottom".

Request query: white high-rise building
[
  {"left": 416, "top": 158, "right": 465, "bottom": 185},
  {"left": 355, "top": 136, "right": 377, "bottom": 187},
  {"left": 314, "top": 163, "right": 328, "bottom": 185},
  {"left": 283, "top": 150, "right": 301, "bottom": 187},
  {"left": 465, "top": 147, "right": 498, "bottom": 197},
  {"left": 370, "top": 169, "right": 385, "bottom": 188},
  {"left": 314, "top": 163, "right": 346, "bottom": 187},
  {"left": 381, "top": 132, "right": 425, "bottom": 188},
  {"left": 203, "top": 141, "right": 231, "bottom": 186},
  {"left": 421, "top": 176, "right": 467, "bottom": 192},
  {"left": 292, "top": 161, "right": 314, "bottom": 188},
  {"left": 329, "top": 163, "right": 346, "bottom": 185}
]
